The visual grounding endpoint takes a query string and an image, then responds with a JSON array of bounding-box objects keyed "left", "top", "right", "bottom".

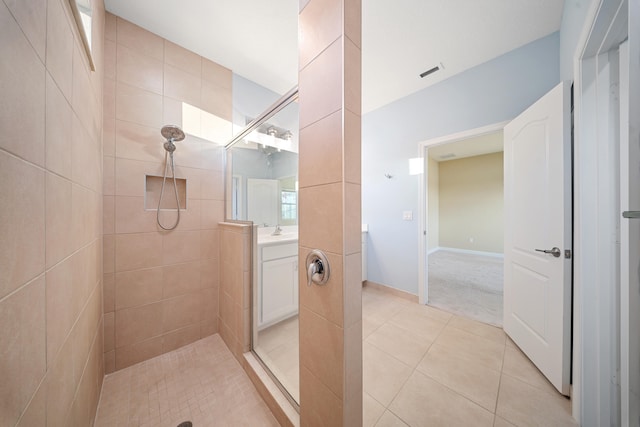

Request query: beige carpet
[{"left": 428, "top": 250, "right": 503, "bottom": 326}]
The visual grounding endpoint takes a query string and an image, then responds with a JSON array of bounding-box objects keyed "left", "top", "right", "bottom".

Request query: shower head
[{"left": 161, "top": 125, "right": 185, "bottom": 142}]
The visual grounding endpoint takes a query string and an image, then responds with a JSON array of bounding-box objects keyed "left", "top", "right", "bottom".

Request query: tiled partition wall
[
  {"left": 0, "top": 0, "right": 106, "bottom": 425},
  {"left": 102, "top": 13, "right": 230, "bottom": 372},
  {"left": 298, "top": 0, "right": 363, "bottom": 425},
  {"left": 218, "top": 222, "right": 252, "bottom": 360}
]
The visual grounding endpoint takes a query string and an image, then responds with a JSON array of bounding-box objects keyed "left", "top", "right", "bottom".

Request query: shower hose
[{"left": 157, "top": 150, "right": 181, "bottom": 230}]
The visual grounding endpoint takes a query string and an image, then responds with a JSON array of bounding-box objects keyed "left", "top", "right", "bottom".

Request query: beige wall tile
[
  {"left": 103, "top": 195, "right": 115, "bottom": 235},
  {"left": 115, "top": 120, "right": 165, "bottom": 163},
  {"left": 163, "top": 95, "right": 183, "bottom": 128},
  {"left": 298, "top": 0, "right": 342, "bottom": 70},
  {"left": 115, "top": 196, "right": 157, "bottom": 234},
  {"left": 163, "top": 261, "right": 201, "bottom": 299},
  {"left": 116, "top": 17, "right": 164, "bottom": 60},
  {"left": 344, "top": 0, "right": 362, "bottom": 49},
  {"left": 104, "top": 39, "right": 116, "bottom": 80},
  {"left": 300, "top": 307, "right": 344, "bottom": 398},
  {"left": 71, "top": 45, "right": 100, "bottom": 138},
  {"left": 344, "top": 37, "right": 361, "bottom": 116},
  {"left": 45, "top": 0, "right": 73, "bottom": 100},
  {"left": 103, "top": 234, "right": 115, "bottom": 274},
  {"left": 104, "top": 350, "right": 115, "bottom": 374},
  {"left": 46, "top": 257, "right": 75, "bottom": 365},
  {"left": 202, "top": 58, "right": 232, "bottom": 89},
  {"left": 199, "top": 288, "right": 219, "bottom": 324},
  {"left": 46, "top": 335, "right": 76, "bottom": 427},
  {"left": 164, "top": 64, "right": 201, "bottom": 107},
  {"left": 105, "top": 12, "right": 116, "bottom": 41},
  {"left": 103, "top": 272, "right": 115, "bottom": 313},
  {"left": 299, "top": 37, "right": 342, "bottom": 129},
  {"left": 71, "top": 115, "right": 101, "bottom": 193},
  {"left": 116, "top": 82, "right": 163, "bottom": 129},
  {"left": 200, "top": 320, "right": 218, "bottom": 338},
  {"left": 45, "top": 73, "right": 73, "bottom": 178},
  {"left": 375, "top": 411, "right": 409, "bottom": 427},
  {"left": 300, "top": 366, "right": 343, "bottom": 427},
  {"left": 344, "top": 109, "right": 361, "bottom": 184},
  {"left": 0, "top": 276, "right": 46, "bottom": 426},
  {"left": 200, "top": 229, "right": 219, "bottom": 260},
  {"left": 116, "top": 44, "right": 163, "bottom": 94},
  {"left": 201, "top": 80, "right": 233, "bottom": 121},
  {"left": 165, "top": 40, "right": 202, "bottom": 77},
  {"left": 162, "top": 324, "right": 200, "bottom": 353},
  {"left": 15, "top": 377, "right": 46, "bottom": 427},
  {"left": 200, "top": 258, "right": 219, "bottom": 289},
  {"left": 200, "top": 170, "right": 225, "bottom": 200},
  {"left": 115, "top": 336, "right": 163, "bottom": 370},
  {"left": 162, "top": 292, "right": 201, "bottom": 332},
  {"left": 162, "top": 230, "right": 201, "bottom": 265},
  {"left": 115, "top": 157, "right": 163, "bottom": 197},
  {"left": 46, "top": 172, "right": 73, "bottom": 268},
  {"left": 115, "top": 302, "right": 163, "bottom": 348},
  {"left": 0, "top": 151, "right": 45, "bottom": 299},
  {"left": 299, "top": 109, "right": 342, "bottom": 187},
  {"left": 115, "top": 267, "right": 163, "bottom": 310},
  {"left": 103, "top": 77, "right": 116, "bottom": 119},
  {"left": 201, "top": 199, "right": 225, "bottom": 230},
  {"left": 115, "top": 232, "right": 163, "bottom": 272},
  {"left": 172, "top": 139, "right": 203, "bottom": 169},
  {"left": 104, "top": 312, "right": 115, "bottom": 352},
  {"left": 3, "top": 0, "right": 47, "bottom": 61},
  {"left": 0, "top": 2, "right": 45, "bottom": 167},
  {"left": 344, "top": 252, "right": 362, "bottom": 328},
  {"left": 299, "top": 183, "right": 343, "bottom": 254},
  {"left": 71, "top": 183, "right": 96, "bottom": 248},
  {"left": 345, "top": 183, "right": 361, "bottom": 255}
]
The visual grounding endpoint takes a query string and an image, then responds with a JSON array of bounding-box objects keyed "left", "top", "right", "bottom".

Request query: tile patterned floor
[
  {"left": 362, "top": 286, "right": 578, "bottom": 427},
  {"left": 95, "top": 286, "right": 577, "bottom": 427},
  {"left": 93, "top": 334, "right": 278, "bottom": 427}
]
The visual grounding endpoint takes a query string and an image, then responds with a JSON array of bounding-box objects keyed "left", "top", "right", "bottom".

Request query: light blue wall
[
  {"left": 362, "top": 32, "right": 560, "bottom": 294},
  {"left": 559, "top": 0, "right": 593, "bottom": 80}
]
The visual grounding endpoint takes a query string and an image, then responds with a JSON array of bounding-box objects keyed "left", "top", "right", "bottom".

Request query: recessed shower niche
[{"left": 144, "top": 175, "right": 187, "bottom": 210}]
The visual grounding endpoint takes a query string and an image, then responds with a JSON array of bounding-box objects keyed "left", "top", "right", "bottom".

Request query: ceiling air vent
[
  {"left": 439, "top": 153, "right": 456, "bottom": 160},
  {"left": 419, "top": 63, "right": 444, "bottom": 78}
]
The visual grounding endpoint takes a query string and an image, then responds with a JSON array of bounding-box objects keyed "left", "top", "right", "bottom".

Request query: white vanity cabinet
[{"left": 258, "top": 242, "right": 298, "bottom": 329}]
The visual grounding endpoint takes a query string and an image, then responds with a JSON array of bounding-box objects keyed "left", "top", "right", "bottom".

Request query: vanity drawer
[{"left": 262, "top": 243, "right": 298, "bottom": 261}]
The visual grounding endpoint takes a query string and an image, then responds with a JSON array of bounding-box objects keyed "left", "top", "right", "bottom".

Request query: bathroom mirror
[{"left": 68, "top": 0, "right": 95, "bottom": 71}]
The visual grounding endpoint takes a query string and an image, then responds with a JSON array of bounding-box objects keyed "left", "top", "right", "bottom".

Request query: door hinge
[{"left": 565, "top": 249, "right": 572, "bottom": 259}]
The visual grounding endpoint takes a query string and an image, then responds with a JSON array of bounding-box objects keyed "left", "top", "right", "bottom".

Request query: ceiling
[
  {"left": 428, "top": 131, "right": 503, "bottom": 162},
  {"left": 104, "top": 0, "right": 564, "bottom": 113}
]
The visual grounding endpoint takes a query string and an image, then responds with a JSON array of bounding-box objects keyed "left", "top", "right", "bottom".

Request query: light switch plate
[{"left": 403, "top": 211, "right": 413, "bottom": 221}]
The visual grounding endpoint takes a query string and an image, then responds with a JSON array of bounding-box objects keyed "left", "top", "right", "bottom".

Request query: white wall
[{"left": 362, "top": 32, "right": 560, "bottom": 294}]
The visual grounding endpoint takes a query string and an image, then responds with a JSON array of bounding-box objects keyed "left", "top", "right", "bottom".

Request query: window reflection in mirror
[{"left": 69, "top": 0, "right": 95, "bottom": 70}]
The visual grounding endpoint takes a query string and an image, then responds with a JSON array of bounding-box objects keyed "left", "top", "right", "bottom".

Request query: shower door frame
[{"left": 224, "top": 87, "right": 300, "bottom": 410}]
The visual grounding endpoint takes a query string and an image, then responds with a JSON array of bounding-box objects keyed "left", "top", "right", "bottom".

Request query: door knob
[{"left": 535, "top": 247, "right": 561, "bottom": 257}]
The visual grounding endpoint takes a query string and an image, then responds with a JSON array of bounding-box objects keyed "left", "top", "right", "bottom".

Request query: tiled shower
[{"left": 102, "top": 12, "right": 228, "bottom": 373}]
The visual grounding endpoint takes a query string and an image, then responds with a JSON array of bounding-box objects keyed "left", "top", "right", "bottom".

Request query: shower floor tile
[{"left": 94, "top": 334, "right": 278, "bottom": 427}]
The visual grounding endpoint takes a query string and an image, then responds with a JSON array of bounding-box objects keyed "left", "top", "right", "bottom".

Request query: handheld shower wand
[{"left": 157, "top": 125, "right": 185, "bottom": 230}]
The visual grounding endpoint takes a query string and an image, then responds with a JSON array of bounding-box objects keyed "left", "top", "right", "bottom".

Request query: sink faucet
[{"left": 271, "top": 224, "right": 282, "bottom": 236}]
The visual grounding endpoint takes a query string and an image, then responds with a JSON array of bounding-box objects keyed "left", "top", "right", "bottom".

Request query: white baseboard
[{"left": 432, "top": 246, "right": 504, "bottom": 259}]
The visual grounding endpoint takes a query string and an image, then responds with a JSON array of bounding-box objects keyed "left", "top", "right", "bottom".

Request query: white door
[
  {"left": 503, "top": 81, "right": 572, "bottom": 395},
  {"left": 247, "top": 178, "right": 279, "bottom": 226}
]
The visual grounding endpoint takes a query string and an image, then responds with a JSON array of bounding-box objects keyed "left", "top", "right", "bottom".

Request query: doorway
[{"left": 424, "top": 131, "right": 505, "bottom": 326}]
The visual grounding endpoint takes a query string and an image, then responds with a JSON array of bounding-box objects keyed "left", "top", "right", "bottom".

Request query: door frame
[
  {"left": 572, "top": 0, "right": 630, "bottom": 423},
  {"left": 417, "top": 121, "right": 508, "bottom": 305}
]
